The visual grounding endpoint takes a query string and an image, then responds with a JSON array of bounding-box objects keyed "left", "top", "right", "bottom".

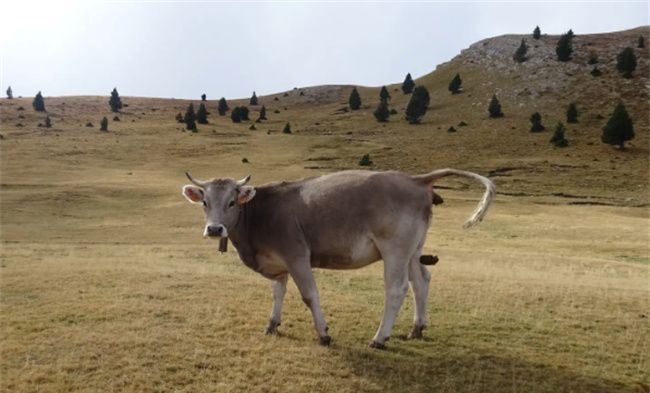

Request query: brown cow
[{"left": 182, "top": 168, "right": 495, "bottom": 348}]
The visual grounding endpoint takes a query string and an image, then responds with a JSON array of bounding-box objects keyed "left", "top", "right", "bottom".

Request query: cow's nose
[{"left": 206, "top": 225, "right": 224, "bottom": 237}]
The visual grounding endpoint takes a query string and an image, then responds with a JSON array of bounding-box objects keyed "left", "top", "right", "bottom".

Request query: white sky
[{"left": 1, "top": 1, "right": 647, "bottom": 99}]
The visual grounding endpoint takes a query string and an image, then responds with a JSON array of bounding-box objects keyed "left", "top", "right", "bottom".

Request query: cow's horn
[
  {"left": 237, "top": 175, "right": 251, "bottom": 186},
  {"left": 185, "top": 171, "right": 207, "bottom": 187}
]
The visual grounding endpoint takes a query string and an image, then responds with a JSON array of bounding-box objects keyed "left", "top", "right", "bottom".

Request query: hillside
[{"left": 1, "top": 27, "right": 648, "bottom": 393}]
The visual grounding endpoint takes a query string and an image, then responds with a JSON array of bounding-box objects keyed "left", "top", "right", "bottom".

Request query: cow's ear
[
  {"left": 238, "top": 186, "right": 256, "bottom": 204},
  {"left": 182, "top": 185, "right": 204, "bottom": 204}
]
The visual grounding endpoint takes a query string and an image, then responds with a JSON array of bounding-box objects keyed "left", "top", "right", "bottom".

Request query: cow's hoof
[
  {"left": 408, "top": 325, "right": 425, "bottom": 339},
  {"left": 319, "top": 335, "right": 332, "bottom": 346},
  {"left": 368, "top": 340, "right": 387, "bottom": 350},
  {"left": 265, "top": 320, "right": 281, "bottom": 335}
]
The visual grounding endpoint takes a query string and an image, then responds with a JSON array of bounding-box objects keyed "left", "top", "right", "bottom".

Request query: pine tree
[
  {"left": 231, "top": 107, "right": 242, "bottom": 123},
  {"left": 6, "top": 86, "right": 12, "bottom": 99},
  {"left": 488, "top": 94, "right": 503, "bottom": 118},
  {"left": 601, "top": 103, "right": 634, "bottom": 149},
  {"left": 283, "top": 122, "right": 291, "bottom": 134},
  {"left": 349, "top": 87, "right": 361, "bottom": 110},
  {"left": 567, "top": 29, "right": 575, "bottom": 39},
  {"left": 33, "top": 91, "right": 46, "bottom": 112},
  {"left": 533, "top": 26, "right": 541, "bottom": 39},
  {"left": 401, "top": 73, "right": 415, "bottom": 94},
  {"left": 550, "top": 122, "right": 568, "bottom": 147},
  {"left": 513, "top": 39, "right": 528, "bottom": 63},
  {"left": 197, "top": 103, "right": 209, "bottom": 124},
  {"left": 405, "top": 86, "right": 430, "bottom": 124},
  {"left": 218, "top": 97, "right": 229, "bottom": 116},
  {"left": 201, "top": 93, "right": 206, "bottom": 101},
  {"left": 530, "top": 112, "right": 545, "bottom": 132},
  {"left": 175, "top": 112, "right": 184, "bottom": 123},
  {"left": 250, "top": 92, "right": 258, "bottom": 105},
  {"left": 240, "top": 106, "right": 250, "bottom": 121},
  {"left": 44, "top": 115, "right": 52, "bottom": 128},
  {"left": 100, "top": 117, "right": 109, "bottom": 132},
  {"left": 448, "top": 74, "right": 462, "bottom": 94},
  {"left": 379, "top": 86, "right": 391, "bottom": 102},
  {"left": 358, "top": 154, "right": 373, "bottom": 166},
  {"left": 556, "top": 33, "right": 573, "bottom": 62},
  {"left": 616, "top": 47, "right": 637, "bottom": 78},
  {"left": 259, "top": 105, "right": 267, "bottom": 120},
  {"left": 373, "top": 99, "right": 390, "bottom": 122},
  {"left": 109, "top": 88, "right": 122, "bottom": 112},
  {"left": 638, "top": 36, "right": 645, "bottom": 48},
  {"left": 185, "top": 104, "right": 197, "bottom": 131},
  {"left": 566, "top": 103, "right": 578, "bottom": 123}
]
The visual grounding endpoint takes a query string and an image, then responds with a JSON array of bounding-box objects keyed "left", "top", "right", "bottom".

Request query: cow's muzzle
[{"left": 204, "top": 224, "right": 228, "bottom": 238}]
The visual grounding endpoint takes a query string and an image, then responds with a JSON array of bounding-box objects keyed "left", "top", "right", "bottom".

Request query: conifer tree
[
  {"left": 240, "top": 106, "right": 250, "bottom": 121},
  {"left": 533, "top": 26, "right": 541, "bottom": 39},
  {"left": 488, "top": 94, "right": 503, "bottom": 118},
  {"left": 175, "top": 112, "right": 184, "bottom": 123},
  {"left": 6, "top": 86, "right": 12, "bottom": 99},
  {"left": 250, "top": 91, "right": 258, "bottom": 105},
  {"left": 201, "top": 93, "right": 206, "bottom": 101},
  {"left": 185, "top": 103, "right": 197, "bottom": 130},
  {"left": 550, "top": 122, "right": 568, "bottom": 147},
  {"left": 218, "top": 97, "right": 229, "bottom": 116},
  {"left": 197, "top": 103, "right": 209, "bottom": 124},
  {"left": 404, "top": 86, "right": 430, "bottom": 124},
  {"left": 530, "top": 112, "right": 545, "bottom": 132},
  {"left": 601, "top": 103, "right": 634, "bottom": 149},
  {"left": 566, "top": 103, "right": 578, "bottom": 123},
  {"left": 44, "top": 115, "right": 52, "bottom": 128},
  {"left": 513, "top": 39, "right": 528, "bottom": 63},
  {"left": 109, "top": 88, "right": 122, "bottom": 112},
  {"left": 616, "top": 47, "right": 637, "bottom": 78},
  {"left": 259, "top": 105, "right": 267, "bottom": 120},
  {"left": 349, "top": 87, "right": 361, "bottom": 110},
  {"left": 100, "top": 117, "right": 109, "bottom": 131},
  {"left": 567, "top": 29, "right": 575, "bottom": 39},
  {"left": 283, "top": 122, "right": 291, "bottom": 134},
  {"left": 33, "top": 91, "right": 46, "bottom": 112},
  {"left": 556, "top": 33, "right": 573, "bottom": 62},
  {"left": 638, "top": 36, "right": 645, "bottom": 48},
  {"left": 373, "top": 99, "right": 390, "bottom": 122},
  {"left": 379, "top": 86, "right": 391, "bottom": 102},
  {"left": 231, "top": 107, "right": 242, "bottom": 123},
  {"left": 401, "top": 73, "right": 415, "bottom": 94},
  {"left": 448, "top": 74, "right": 462, "bottom": 94}
]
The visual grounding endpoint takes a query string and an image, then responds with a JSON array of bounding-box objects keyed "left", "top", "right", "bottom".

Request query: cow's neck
[{"left": 227, "top": 203, "right": 258, "bottom": 271}]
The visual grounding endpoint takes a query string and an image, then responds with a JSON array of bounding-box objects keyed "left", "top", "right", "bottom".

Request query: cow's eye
[{"left": 228, "top": 200, "right": 235, "bottom": 208}]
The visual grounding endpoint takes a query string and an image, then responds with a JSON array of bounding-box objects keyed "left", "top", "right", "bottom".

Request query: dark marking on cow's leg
[
  {"left": 419, "top": 255, "right": 438, "bottom": 265},
  {"left": 408, "top": 324, "right": 425, "bottom": 339},
  {"left": 265, "top": 319, "right": 281, "bottom": 335}
]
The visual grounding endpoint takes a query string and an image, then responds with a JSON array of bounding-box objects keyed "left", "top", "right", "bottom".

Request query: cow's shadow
[{"left": 335, "top": 338, "right": 640, "bottom": 393}]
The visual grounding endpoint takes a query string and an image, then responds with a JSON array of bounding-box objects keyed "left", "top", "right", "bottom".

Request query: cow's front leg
[
  {"left": 266, "top": 274, "right": 288, "bottom": 335},
  {"left": 287, "top": 264, "right": 331, "bottom": 346}
]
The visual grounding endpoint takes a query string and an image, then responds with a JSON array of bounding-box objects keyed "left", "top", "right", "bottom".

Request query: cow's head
[{"left": 182, "top": 172, "right": 256, "bottom": 238}]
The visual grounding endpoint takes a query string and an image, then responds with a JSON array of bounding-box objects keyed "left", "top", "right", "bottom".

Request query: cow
[{"left": 181, "top": 168, "right": 495, "bottom": 349}]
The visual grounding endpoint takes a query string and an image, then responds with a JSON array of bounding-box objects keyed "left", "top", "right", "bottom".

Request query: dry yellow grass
[{"left": 1, "top": 27, "right": 649, "bottom": 392}]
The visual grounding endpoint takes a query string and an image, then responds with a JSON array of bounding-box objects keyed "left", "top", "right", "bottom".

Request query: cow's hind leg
[
  {"left": 408, "top": 257, "right": 431, "bottom": 339},
  {"left": 370, "top": 252, "right": 410, "bottom": 349},
  {"left": 266, "top": 274, "right": 288, "bottom": 335},
  {"left": 287, "top": 263, "right": 331, "bottom": 346}
]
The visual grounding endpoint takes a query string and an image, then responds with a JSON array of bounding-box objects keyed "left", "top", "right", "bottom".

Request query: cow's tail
[{"left": 413, "top": 168, "right": 496, "bottom": 229}]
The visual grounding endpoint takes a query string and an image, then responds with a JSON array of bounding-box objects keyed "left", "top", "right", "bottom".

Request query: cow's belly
[
  {"left": 310, "top": 236, "right": 381, "bottom": 270},
  {"left": 255, "top": 251, "right": 288, "bottom": 278}
]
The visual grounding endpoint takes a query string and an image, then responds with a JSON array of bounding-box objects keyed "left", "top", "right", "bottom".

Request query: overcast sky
[{"left": 1, "top": 1, "right": 647, "bottom": 100}]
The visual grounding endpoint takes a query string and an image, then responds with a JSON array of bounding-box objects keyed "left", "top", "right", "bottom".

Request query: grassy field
[{"left": 1, "top": 27, "right": 649, "bottom": 392}]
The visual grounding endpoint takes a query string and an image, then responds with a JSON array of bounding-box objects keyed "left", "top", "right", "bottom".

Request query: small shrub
[
  {"left": 283, "top": 122, "right": 291, "bottom": 134},
  {"left": 85, "top": 122, "right": 94, "bottom": 127},
  {"left": 447, "top": 126, "right": 457, "bottom": 133},
  {"left": 274, "top": 109, "right": 280, "bottom": 114},
  {"left": 389, "top": 108, "right": 398, "bottom": 115},
  {"left": 249, "top": 124, "right": 256, "bottom": 130},
  {"left": 283, "top": 92, "right": 289, "bottom": 97},
  {"left": 100, "top": 117, "right": 108, "bottom": 131},
  {"left": 588, "top": 52, "right": 598, "bottom": 65},
  {"left": 45, "top": 115, "right": 52, "bottom": 128},
  {"left": 113, "top": 116, "right": 120, "bottom": 121},
  {"left": 358, "top": 154, "right": 373, "bottom": 166},
  {"left": 591, "top": 67, "right": 602, "bottom": 77},
  {"left": 458, "top": 121, "right": 468, "bottom": 127},
  {"left": 242, "top": 158, "right": 249, "bottom": 163},
  {"left": 550, "top": 122, "right": 568, "bottom": 147}
]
